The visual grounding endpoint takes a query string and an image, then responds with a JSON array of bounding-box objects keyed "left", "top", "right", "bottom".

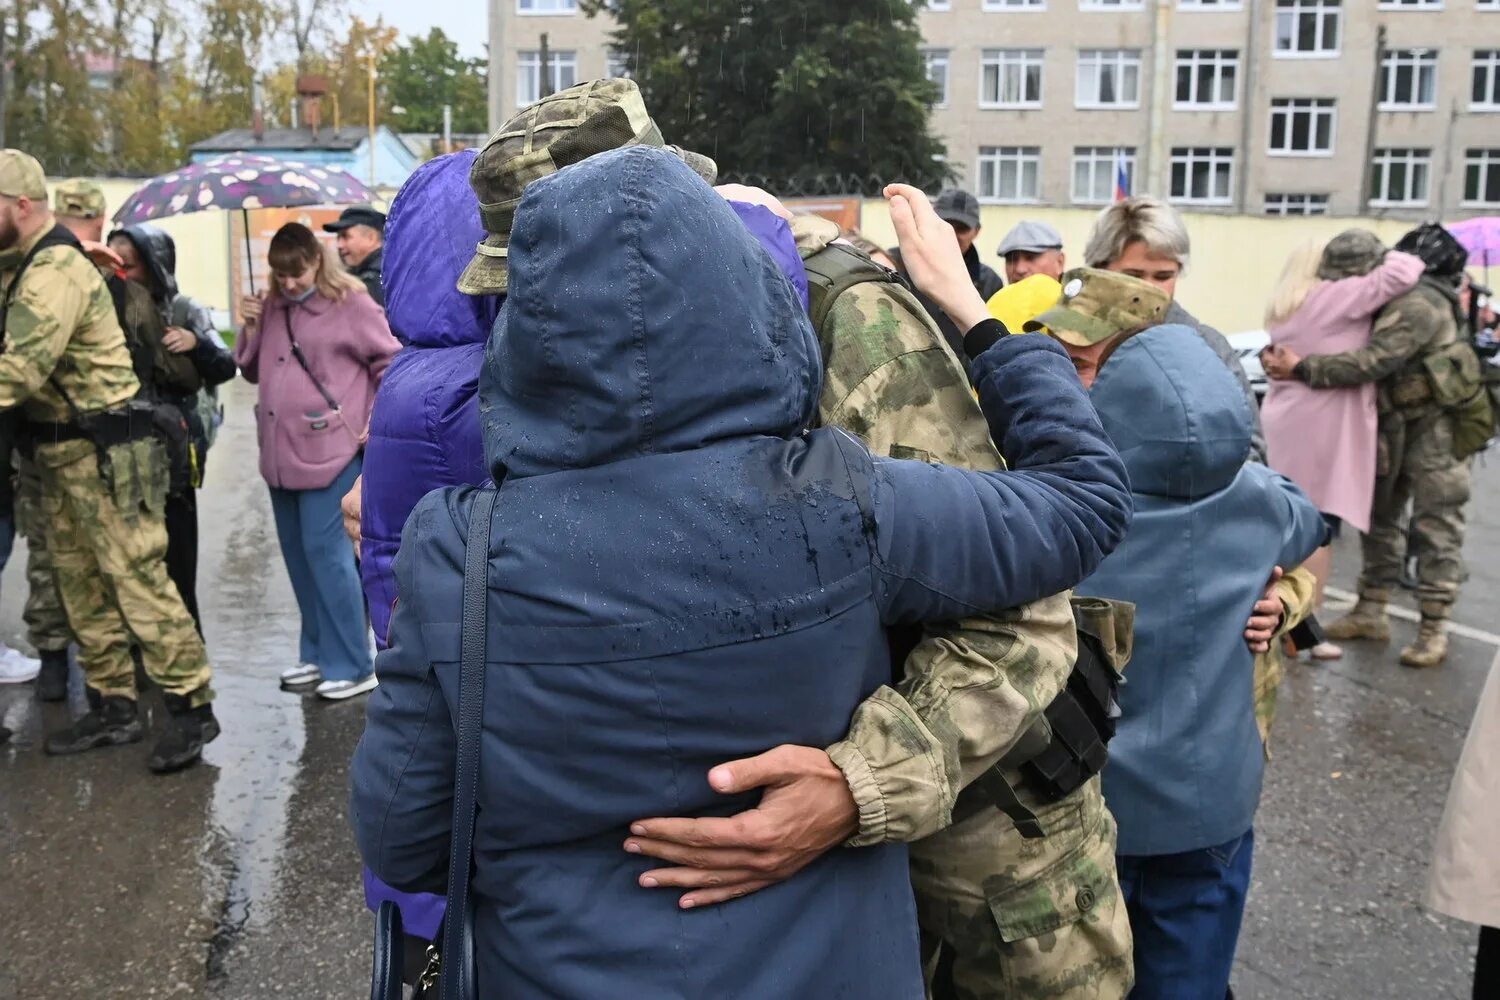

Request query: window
[
  {"left": 981, "top": 49, "right": 1045, "bottom": 107},
  {"left": 984, "top": 0, "right": 1045, "bottom": 8},
  {"left": 1179, "top": 0, "right": 1242, "bottom": 7},
  {"left": 516, "top": 51, "right": 578, "bottom": 107},
  {"left": 1169, "top": 147, "right": 1234, "bottom": 203},
  {"left": 1370, "top": 148, "right": 1432, "bottom": 205},
  {"left": 1073, "top": 147, "right": 1136, "bottom": 204},
  {"left": 1483, "top": 0, "right": 1500, "bottom": 9},
  {"left": 605, "top": 51, "right": 631, "bottom": 80},
  {"left": 1077, "top": 50, "right": 1141, "bottom": 107},
  {"left": 922, "top": 50, "right": 950, "bottom": 106},
  {"left": 1264, "top": 193, "right": 1330, "bottom": 215},
  {"left": 1081, "top": 0, "right": 1145, "bottom": 8},
  {"left": 1464, "top": 149, "right": 1500, "bottom": 205},
  {"left": 921, "top": 0, "right": 952, "bottom": 9},
  {"left": 1274, "top": 1, "right": 1341, "bottom": 57},
  {"left": 517, "top": 0, "right": 576, "bottom": 12},
  {"left": 1269, "top": 98, "right": 1336, "bottom": 155},
  {"left": 1378, "top": 0, "right": 1442, "bottom": 7},
  {"left": 977, "top": 146, "right": 1042, "bottom": 203},
  {"left": 1474, "top": 51, "right": 1500, "bottom": 109},
  {"left": 1380, "top": 49, "right": 1438, "bottom": 108},
  {"left": 1175, "top": 49, "right": 1239, "bottom": 107}
]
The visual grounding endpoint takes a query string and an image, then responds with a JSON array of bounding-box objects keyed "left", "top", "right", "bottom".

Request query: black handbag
[{"left": 368, "top": 488, "right": 496, "bottom": 1000}]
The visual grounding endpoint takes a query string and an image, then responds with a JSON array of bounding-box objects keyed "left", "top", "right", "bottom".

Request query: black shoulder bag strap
[
  {"left": 282, "top": 306, "right": 343, "bottom": 414},
  {"left": 439, "top": 487, "right": 497, "bottom": 1000}
]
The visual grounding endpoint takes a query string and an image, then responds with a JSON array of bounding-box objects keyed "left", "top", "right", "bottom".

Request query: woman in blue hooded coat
[{"left": 351, "top": 148, "right": 1132, "bottom": 998}]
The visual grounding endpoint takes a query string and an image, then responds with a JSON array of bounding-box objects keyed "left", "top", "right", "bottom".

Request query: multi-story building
[{"left": 487, "top": 0, "right": 1500, "bottom": 218}]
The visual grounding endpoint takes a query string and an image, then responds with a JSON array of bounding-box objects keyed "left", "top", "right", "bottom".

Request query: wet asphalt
[{"left": 0, "top": 379, "right": 1494, "bottom": 999}]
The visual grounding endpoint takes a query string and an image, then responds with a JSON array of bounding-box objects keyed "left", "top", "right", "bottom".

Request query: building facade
[{"left": 487, "top": 0, "right": 1500, "bottom": 218}]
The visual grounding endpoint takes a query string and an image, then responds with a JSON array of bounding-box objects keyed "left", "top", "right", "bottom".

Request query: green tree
[
  {"left": 579, "top": 0, "right": 949, "bottom": 194},
  {"left": 381, "top": 28, "right": 488, "bottom": 136}
]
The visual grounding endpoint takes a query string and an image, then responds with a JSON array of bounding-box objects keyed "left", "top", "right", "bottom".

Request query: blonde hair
[
  {"left": 267, "top": 222, "right": 365, "bottom": 304},
  {"left": 1083, "top": 195, "right": 1192, "bottom": 272},
  {"left": 1264, "top": 238, "right": 1329, "bottom": 329}
]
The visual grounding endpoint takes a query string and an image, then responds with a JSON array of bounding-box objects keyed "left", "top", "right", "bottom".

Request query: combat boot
[
  {"left": 1400, "top": 616, "right": 1449, "bottom": 669},
  {"left": 44, "top": 688, "right": 143, "bottom": 755},
  {"left": 36, "top": 648, "right": 70, "bottom": 702},
  {"left": 1323, "top": 594, "right": 1392, "bottom": 643},
  {"left": 148, "top": 692, "right": 221, "bottom": 774}
]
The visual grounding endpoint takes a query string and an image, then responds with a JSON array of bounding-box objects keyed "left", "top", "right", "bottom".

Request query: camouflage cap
[
  {"left": 1318, "top": 229, "right": 1386, "bottom": 281},
  {"left": 1027, "top": 267, "right": 1170, "bottom": 347},
  {"left": 0, "top": 149, "right": 47, "bottom": 201},
  {"left": 53, "top": 178, "right": 106, "bottom": 219},
  {"left": 458, "top": 78, "right": 718, "bottom": 296}
]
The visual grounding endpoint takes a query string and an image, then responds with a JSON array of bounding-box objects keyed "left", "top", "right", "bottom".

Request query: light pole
[{"left": 367, "top": 50, "right": 378, "bottom": 189}]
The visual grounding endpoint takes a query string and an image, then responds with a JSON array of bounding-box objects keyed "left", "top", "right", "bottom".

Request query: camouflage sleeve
[
  {"left": 1299, "top": 299, "right": 1433, "bottom": 389},
  {"left": 819, "top": 283, "right": 1075, "bottom": 847},
  {"left": 0, "top": 251, "right": 87, "bottom": 410},
  {"left": 1253, "top": 566, "right": 1318, "bottom": 750}
]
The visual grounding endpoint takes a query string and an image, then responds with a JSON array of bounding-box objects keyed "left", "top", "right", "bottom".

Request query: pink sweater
[
  {"left": 235, "top": 290, "right": 399, "bottom": 491},
  {"left": 1261, "top": 251, "right": 1424, "bottom": 534}
]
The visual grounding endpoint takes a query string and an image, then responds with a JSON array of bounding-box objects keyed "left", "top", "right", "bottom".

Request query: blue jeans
[
  {"left": 1117, "top": 827, "right": 1254, "bottom": 1000},
  {"left": 268, "top": 456, "right": 370, "bottom": 683}
]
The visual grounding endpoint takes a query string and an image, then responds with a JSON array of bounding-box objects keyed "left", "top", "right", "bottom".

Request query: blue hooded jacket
[
  {"left": 351, "top": 147, "right": 1131, "bottom": 998},
  {"left": 359, "top": 150, "right": 502, "bottom": 647},
  {"left": 1079, "top": 327, "right": 1326, "bottom": 858}
]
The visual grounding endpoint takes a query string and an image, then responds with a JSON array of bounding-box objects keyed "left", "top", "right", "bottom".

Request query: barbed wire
[{"left": 718, "top": 171, "right": 937, "bottom": 198}]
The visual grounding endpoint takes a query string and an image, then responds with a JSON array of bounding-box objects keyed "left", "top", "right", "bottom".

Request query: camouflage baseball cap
[
  {"left": 53, "top": 178, "right": 106, "bottom": 219},
  {"left": 1318, "top": 229, "right": 1386, "bottom": 280},
  {"left": 1027, "top": 268, "right": 1169, "bottom": 347},
  {"left": 458, "top": 78, "right": 718, "bottom": 296},
  {"left": 0, "top": 149, "right": 47, "bottom": 201}
]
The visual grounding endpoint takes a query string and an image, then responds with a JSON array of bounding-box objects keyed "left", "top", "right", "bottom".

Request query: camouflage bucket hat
[
  {"left": 53, "top": 178, "right": 106, "bottom": 219},
  {"left": 458, "top": 78, "right": 718, "bottom": 296},
  {"left": 1027, "top": 268, "right": 1170, "bottom": 347},
  {"left": 1318, "top": 229, "right": 1386, "bottom": 281}
]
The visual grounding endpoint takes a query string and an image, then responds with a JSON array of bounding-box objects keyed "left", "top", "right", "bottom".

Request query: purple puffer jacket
[{"left": 359, "top": 150, "right": 501, "bottom": 652}]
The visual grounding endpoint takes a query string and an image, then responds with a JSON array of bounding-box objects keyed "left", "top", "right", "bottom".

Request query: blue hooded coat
[
  {"left": 1079, "top": 327, "right": 1326, "bottom": 858},
  {"left": 359, "top": 150, "right": 502, "bottom": 647},
  {"left": 351, "top": 147, "right": 1132, "bottom": 998}
]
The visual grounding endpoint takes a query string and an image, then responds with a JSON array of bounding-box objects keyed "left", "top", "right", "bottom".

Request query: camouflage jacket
[
  {"left": 1253, "top": 566, "right": 1317, "bottom": 752},
  {"left": 0, "top": 225, "right": 140, "bottom": 424},
  {"left": 796, "top": 216, "right": 1078, "bottom": 847}
]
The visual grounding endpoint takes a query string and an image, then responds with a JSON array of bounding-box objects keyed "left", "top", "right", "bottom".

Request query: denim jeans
[{"left": 1117, "top": 827, "right": 1255, "bottom": 1000}]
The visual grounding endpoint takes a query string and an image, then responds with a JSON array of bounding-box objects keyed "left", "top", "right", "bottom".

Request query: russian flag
[{"left": 1114, "top": 150, "right": 1130, "bottom": 202}]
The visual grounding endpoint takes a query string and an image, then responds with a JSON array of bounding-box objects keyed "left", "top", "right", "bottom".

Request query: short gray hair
[{"left": 1083, "top": 195, "right": 1191, "bottom": 271}]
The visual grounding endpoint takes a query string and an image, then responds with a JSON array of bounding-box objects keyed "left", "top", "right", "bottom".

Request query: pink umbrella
[{"left": 1446, "top": 217, "right": 1500, "bottom": 272}]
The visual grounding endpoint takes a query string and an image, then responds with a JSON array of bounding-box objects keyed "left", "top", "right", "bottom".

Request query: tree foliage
[
  {"left": 579, "top": 0, "right": 950, "bottom": 193},
  {"left": 381, "top": 28, "right": 488, "bottom": 135}
]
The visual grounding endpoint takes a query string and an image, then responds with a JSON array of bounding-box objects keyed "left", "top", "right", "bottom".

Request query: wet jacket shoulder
[
  {"left": 1164, "top": 299, "right": 1267, "bottom": 462},
  {"left": 0, "top": 226, "right": 139, "bottom": 421},
  {"left": 114, "top": 225, "right": 234, "bottom": 393},
  {"left": 1298, "top": 276, "right": 1460, "bottom": 390}
]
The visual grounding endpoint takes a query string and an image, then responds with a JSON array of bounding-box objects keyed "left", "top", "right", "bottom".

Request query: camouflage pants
[
  {"left": 1359, "top": 409, "right": 1471, "bottom": 616},
  {"left": 913, "top": 778, "right": 1133, "bottom": 1000},
  {"left": 35, "top": 440, "right": 212, "bottom": 705},
  {"left": 13, "top": 453, "right": 74, "bottom": 653}
]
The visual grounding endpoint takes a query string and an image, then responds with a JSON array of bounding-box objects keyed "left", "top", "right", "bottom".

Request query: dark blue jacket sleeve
[
  {"left": 869, "top": 333, "right": 1132, "bottom": 625},
  {"left": 350, "top": 494, "right": 458, "bottom": 896},
  {"left": 179, "top": 297, "right": 238, "bottom": 386}
]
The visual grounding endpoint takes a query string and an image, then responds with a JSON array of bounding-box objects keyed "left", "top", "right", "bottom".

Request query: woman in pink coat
[
  {"left": 1260, "top": 231, "right": 1423, "bottom": 659},
  {"left": 235, "top": 223, "right": 399, "bottom": 700}
]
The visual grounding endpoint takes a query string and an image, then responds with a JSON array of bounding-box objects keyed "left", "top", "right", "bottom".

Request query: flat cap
[
  {"left": 998, "top": 220, "right": 1064, "bottom": 257},
  {"left": 933, "top": 188, "right": 981, "bottom": 231},
  {"left": 323, "top": 205, "right": 388, "bottom": 233}
]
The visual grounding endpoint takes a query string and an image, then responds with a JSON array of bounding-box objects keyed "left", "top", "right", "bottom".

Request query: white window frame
[
  {"left": 1076, "top": 49, "right": 1142, "bottom": 108},
  {"left": 980, "top": 49, "right": 1045, "bottom": 109},
  {"left": 605, "top": 51, "right": 631, "bottom": 80},
  {"left": 1081, "top": 0, "right": 1145, "bottom": 8},
  {"left": 1483, "top": 0, "right": 1500, "bottom": 10},
  {"left": 977, "top": 146, "right": 1043, "bottom": 204},
  {"left": 516, "top": 50, "right": 578, "bottom": 108},
  {"left": 983, "top": 0, "right": 1046, "bottom": 9},
  {"left": 1274, "top": 0, "right": 1342, "bottom": 59},
  {"left": 1473, "top": 50, "right": 1500, "bottom": 110},
  {"left": 922, "top": 49, "right": 951, "bottom": 107},
  {"left": 1370, "top": 147, "right": 1432, "bottom": 206},
  {"left": 1174, "top": 49, "right": 1239, "bottom": 109},
  {"left": 1264, "top": 193, "right": 1330, "bottom": 215},
  {"left": 1179, "top": 0, "right": 1243, "bottom": 7},
  {"left": 922, "top": 0, "right": 953, "bottom": 10},
  {"left": 1377, "top": 0, "right": 1443, "bottom": 8},
  {"left": 1463, "top": 148, "right": 1500, "bottom": 206},
  {"left": 1072, "top": 146, "right": 1136, "bottom": 204},
  {"left": 1268, "top": 98, "right": 1337, "bottom": 156},
  {"left": 516, "top": 0, "right": 577, "bottom": 13},
  {"left": 1380, "top": 49, "right": 1439, "bottom": 109},
  {"left": 1169, "top": 146, "right": 1235, "bottom": 204}
]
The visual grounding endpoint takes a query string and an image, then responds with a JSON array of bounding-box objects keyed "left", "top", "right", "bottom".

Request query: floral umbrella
[
  {"left": 112, "top": 153, "right": 378, "bottom": 291},
  {"left": 1446, "top": 217, "right": 1500, "bottom": 274}
]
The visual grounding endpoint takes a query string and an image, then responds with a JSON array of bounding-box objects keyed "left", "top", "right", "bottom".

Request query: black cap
[
  {"left": 933, "top": 189, "right": 981, "bottom": 231},
  {"left": 323, "top": 205, "right": 387, "bottom": 234}
]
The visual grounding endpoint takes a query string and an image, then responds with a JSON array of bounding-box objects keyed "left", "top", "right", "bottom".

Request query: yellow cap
[{"left": 987, "top": 274, "right": 1063, "bottom": 334}]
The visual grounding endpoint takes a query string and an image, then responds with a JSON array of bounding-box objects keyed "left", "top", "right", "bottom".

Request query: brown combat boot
[
  {"left": 1400, "top": 611, "right": 1450, "bottom": 669},
  {"left": 1324, "top": 595, "right": 1391, "bottom": 643}
]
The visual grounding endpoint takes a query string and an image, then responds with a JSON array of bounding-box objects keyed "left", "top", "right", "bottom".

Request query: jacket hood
[
  {"left": 111, "top": 223, "right": 177, "bottom": 303},
  {"left": 384, "top": 150, "right": 501, "bottom": 348},
  {"left": 1088, "top": 325, "right": 1251, "bottom": 500},
  {"left": 480, "top": 146, "right": 821, "bottom": 480}
]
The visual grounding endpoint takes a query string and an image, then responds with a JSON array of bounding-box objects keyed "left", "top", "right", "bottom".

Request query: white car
[{"left": 1226, "top": 329, "right": 1270, "bottom": 404}]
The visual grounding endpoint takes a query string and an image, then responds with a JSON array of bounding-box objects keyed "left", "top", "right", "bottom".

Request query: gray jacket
[{"left": 1165, "top": 300, "right": 1267, "bottom": 463}]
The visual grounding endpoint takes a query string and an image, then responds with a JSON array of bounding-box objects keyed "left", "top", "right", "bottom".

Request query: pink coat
[
  {"left": 1261, "top": 252, "right": 1424, "bottom": 534},
  {"left": 235, "top": 289, "right": 399, "bottom": 491}
]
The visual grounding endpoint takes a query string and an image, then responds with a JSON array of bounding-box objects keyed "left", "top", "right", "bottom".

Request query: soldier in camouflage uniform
[
  {"left": 0, "top": 150, "right": 217, "bottom": 772},
  {"left": 1266, "top": 224, "right": 1473, "bottom": 668}
]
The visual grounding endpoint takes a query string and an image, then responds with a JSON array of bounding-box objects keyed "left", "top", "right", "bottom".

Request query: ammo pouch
[
  {"left": 28, "top": 399, "right": 189, "bottom": 498},
  {"left": 136, "top": 399, "right": 193, "bottom": 495},
  {"left": 1452, "top": 364, "right": 1500, "bottom": 459},
  {"left": 952, "top": 597, "right": 1135, "bottom": 839},
  {"left": 1420, "top": 339, "right": 1484, "bottom": 409}
]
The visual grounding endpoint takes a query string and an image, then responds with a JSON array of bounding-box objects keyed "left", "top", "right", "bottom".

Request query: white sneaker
[
  {"left": 0, "top": 645, "right": 41, "bottom": 685},
  {"left": 280, "top": 662, "right": 322, "bottom": 690},
  {"left": 315, "top": 674, "right": 378, "bottom": 701}
]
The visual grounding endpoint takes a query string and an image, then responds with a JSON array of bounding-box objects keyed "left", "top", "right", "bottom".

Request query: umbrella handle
[{"left": 243, "top": 208, "right": 257, "bottom": 297}]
